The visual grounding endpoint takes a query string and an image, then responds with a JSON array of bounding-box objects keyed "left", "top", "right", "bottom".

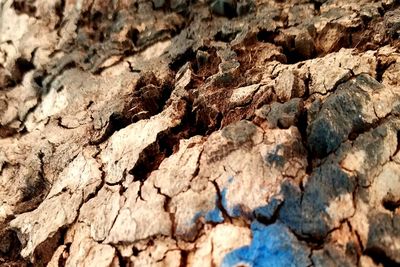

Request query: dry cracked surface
[{"left": 1, "top": 0, "right": 400, "bottom": 266}]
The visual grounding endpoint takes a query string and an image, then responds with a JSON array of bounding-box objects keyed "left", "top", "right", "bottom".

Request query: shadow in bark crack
[
  {"left": 0, "top": 228, "right": 26, "bottom": 265},
  {"left": 32, "top": 228, "right": 66, "bottom": 267},
  {"left": 307, "top": 74, "right": 384, "bottom": 159},
  {"left": 90, "top": 71, "right": 173, "bottom": 145},
  {"left": 12, "top": 0, "right": 36, "bottom": 16},
  {"left": 276, "top": 163, "right": 356, "bottom": 241},
  {"left": 365, "top": 212, "right": 400, "bottom": 266},
  {"left": 129, "top": 95, "right": 221, "bottom": 183}
]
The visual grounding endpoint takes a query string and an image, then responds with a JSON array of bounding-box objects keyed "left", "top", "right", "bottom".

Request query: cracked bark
[{"left": 1, "top": 0, "right": 400, "bottom": 266}]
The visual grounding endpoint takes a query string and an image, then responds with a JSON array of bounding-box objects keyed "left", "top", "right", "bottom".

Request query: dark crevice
[
  {"left": 89, "top": 112, "right": 130, "bottom": 145},
  {"left": 155, "top": 185, "right": 176, "bottom": 237},
  {"left": 15, "top": 58, "right": 35, "bottom": 76},
  {"left": 303, "top": 72, "right": 311, "bottom": 99},
  {"left": 136, "top": 181, "right": 145, "bottom": 201},
  {"left": 297, "top": 109, "right": 313, "bottom": 174},
  {"left": 39, "top": 61, "right": 77, "bottom": 94},
  {"left": 376, "top": 58, "right": 395, "bottom": 83},
  {"left": 11, "top": 0, "right": 37, "bottom": 16},
  {"left": 308, "top": 71, "right": 355, "bottom": 99},
  {"left": 169, "top": 48, "right": 196, "bottom": 72},
  {"left": 90, "top": 74, "right": 173, "bottom": 145},
  {"left": 32, "top": 227, "right": 66, "bottom": 266},
  {"left": 282, "top": 46, "right": 312, "bottom": 64},
  {"left": 33, "top": 70, "right": 46, "bottom": 89},
  {"left": 92, "top": 56, "right": 125, "bottom": 75},
  {"left": 20, "top": 151, "right": 49, "bottom": 208},
  {"left": 128, "top": 103, "right": 193, "bottom": 181},
  {"left": 57, "top": 117, "right": 76, "bottom": 129},
  {"left": 127, "top": 61, "right": 141, "bottom": 73},
  {"left": 0, "top": 124, "right": 19, "bottom": 138},
  {"left": 54, "top": 0, "right": 66, "bottom": 28},
  {"left": 313, "top": 1, "right": 323, "bottom": 14},
  {"left": 128, "top": 128, "right": 179, "bottom": 182},
  {"left": 348, "top": 113, "right": 392, "bottom": 143},
  {"left": 165, "top": 196, "right": 175, "bottom": 237},
  {"left": 192, "top": 47, "right": 221, "bottom": 78},
  {"left": 132, "top": 75, "right": 173, "bottom": 113},
  {"left": 254, "top": 199, "right": 283, "bottom": 225},
  {"left": 126, "top": 28, "right": 140, "bottom": 46},
  {"left": 215, "top": 30, "right": 240, "bottom": 43},
  {"left": 382, "top": 198, "right": 400, "bottom": 212},
  {"left": 210, "top": 180, "right": 232, "bottom": 223},
  {"left": 394, "top": 130, "right": 400, "bottom": 157},
  {"left": 58, "top": 243, "right": 71, "bottom": 267},
  {"left": 256, "top": 29, "right": 279, "bottom": 44},
  {"left": 365, "top": 247, "right": 400, "bottom": 267},
  {"left": 113, "top": 245, "right": 127, "bottom": 267},
  {"left": 132, "top": 246, "right": 140, "bottom": 256},
  {"left": 0, "top": 228, "right": 27, "bottom": 265},
  {"left": 0, "top": 56, "right": 36, "bottom": 93},
  {"left": 353, "top": 229, "right": 364, "bottom": 253},
  {"left": 179, "top": 250, "right": 189, "bottom": 267},
  {"left": 84, "top": 159, "right": 106, "bottom": 203},
  {"left": 16, "top": 96, "right": 44, "bottom": 138},
  {"left": 129, "top": 90, "right": 222, "bottom": 183},
  {"left": 288, "top": 222, "right": 326, "bottom": 249}
]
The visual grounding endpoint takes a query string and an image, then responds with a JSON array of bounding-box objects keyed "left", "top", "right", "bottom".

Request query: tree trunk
[{"left": 1, "top": 0, "right": 400, "bottom": 266}]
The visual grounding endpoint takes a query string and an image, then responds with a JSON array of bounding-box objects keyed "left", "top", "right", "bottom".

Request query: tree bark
[{"left": 1, "top": 0, "right": 400, "bottom": 266}]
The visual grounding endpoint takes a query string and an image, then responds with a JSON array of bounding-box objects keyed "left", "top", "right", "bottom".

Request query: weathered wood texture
[{"left": 1, "top": 0, "right": 400, "bottom": 266}]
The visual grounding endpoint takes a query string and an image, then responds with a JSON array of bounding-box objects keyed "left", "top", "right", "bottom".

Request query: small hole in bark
[
  {"left": 313, "top": 1, "right": 322, "bottom": 13},
  {"left": 15, "top": 58, "right": 34, "bottom": 74},
  {"left": 127, "top": 28, "right": 140, "bottom": 46},
  {"left": 132, "top": 246, "right": 140, "bottom": 256},
  {"left": 282, "top": 47, "right": 310, "bottom": 64},
  {"left": 382, "top": 198, "right": 400, "bottom": 211},
  {"left": 256, "top": 30, "right": 278, "bottom": 43},
  {"left": 91, "top": 11, "right": 103, "bottom": 24}
]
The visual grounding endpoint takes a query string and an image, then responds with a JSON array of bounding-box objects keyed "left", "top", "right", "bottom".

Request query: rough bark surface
[{"left": 1, "top": 0, "right": 400, "bottom": 266}]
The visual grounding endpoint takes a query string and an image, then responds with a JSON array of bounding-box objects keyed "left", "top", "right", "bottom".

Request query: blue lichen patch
[
  {"left": 191, "top": 177, "right": 235, "bottom": 225},
  {"left": 221, "top": 184, "right": 252, "bottom": 218},
  {"left": 204, "top": 207, "right": 224, "bottom": 223},
  {"left": 221, "top": 222, "right": 311, "bottom": 267},
  {"left": 220, "top": 177, "right": 248, "bottom": 218},
  {"left": 253, "top": 197, "right": 283, "bottom": 223},
  {"left": 192, "top": 195, "right": 224, "bottom": 224},
  {"left": 220, "top": 185, "right": 241, "bottom": 218},
  {"left": 265, "top": 144, "right": 286, "bottom": 168}
]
